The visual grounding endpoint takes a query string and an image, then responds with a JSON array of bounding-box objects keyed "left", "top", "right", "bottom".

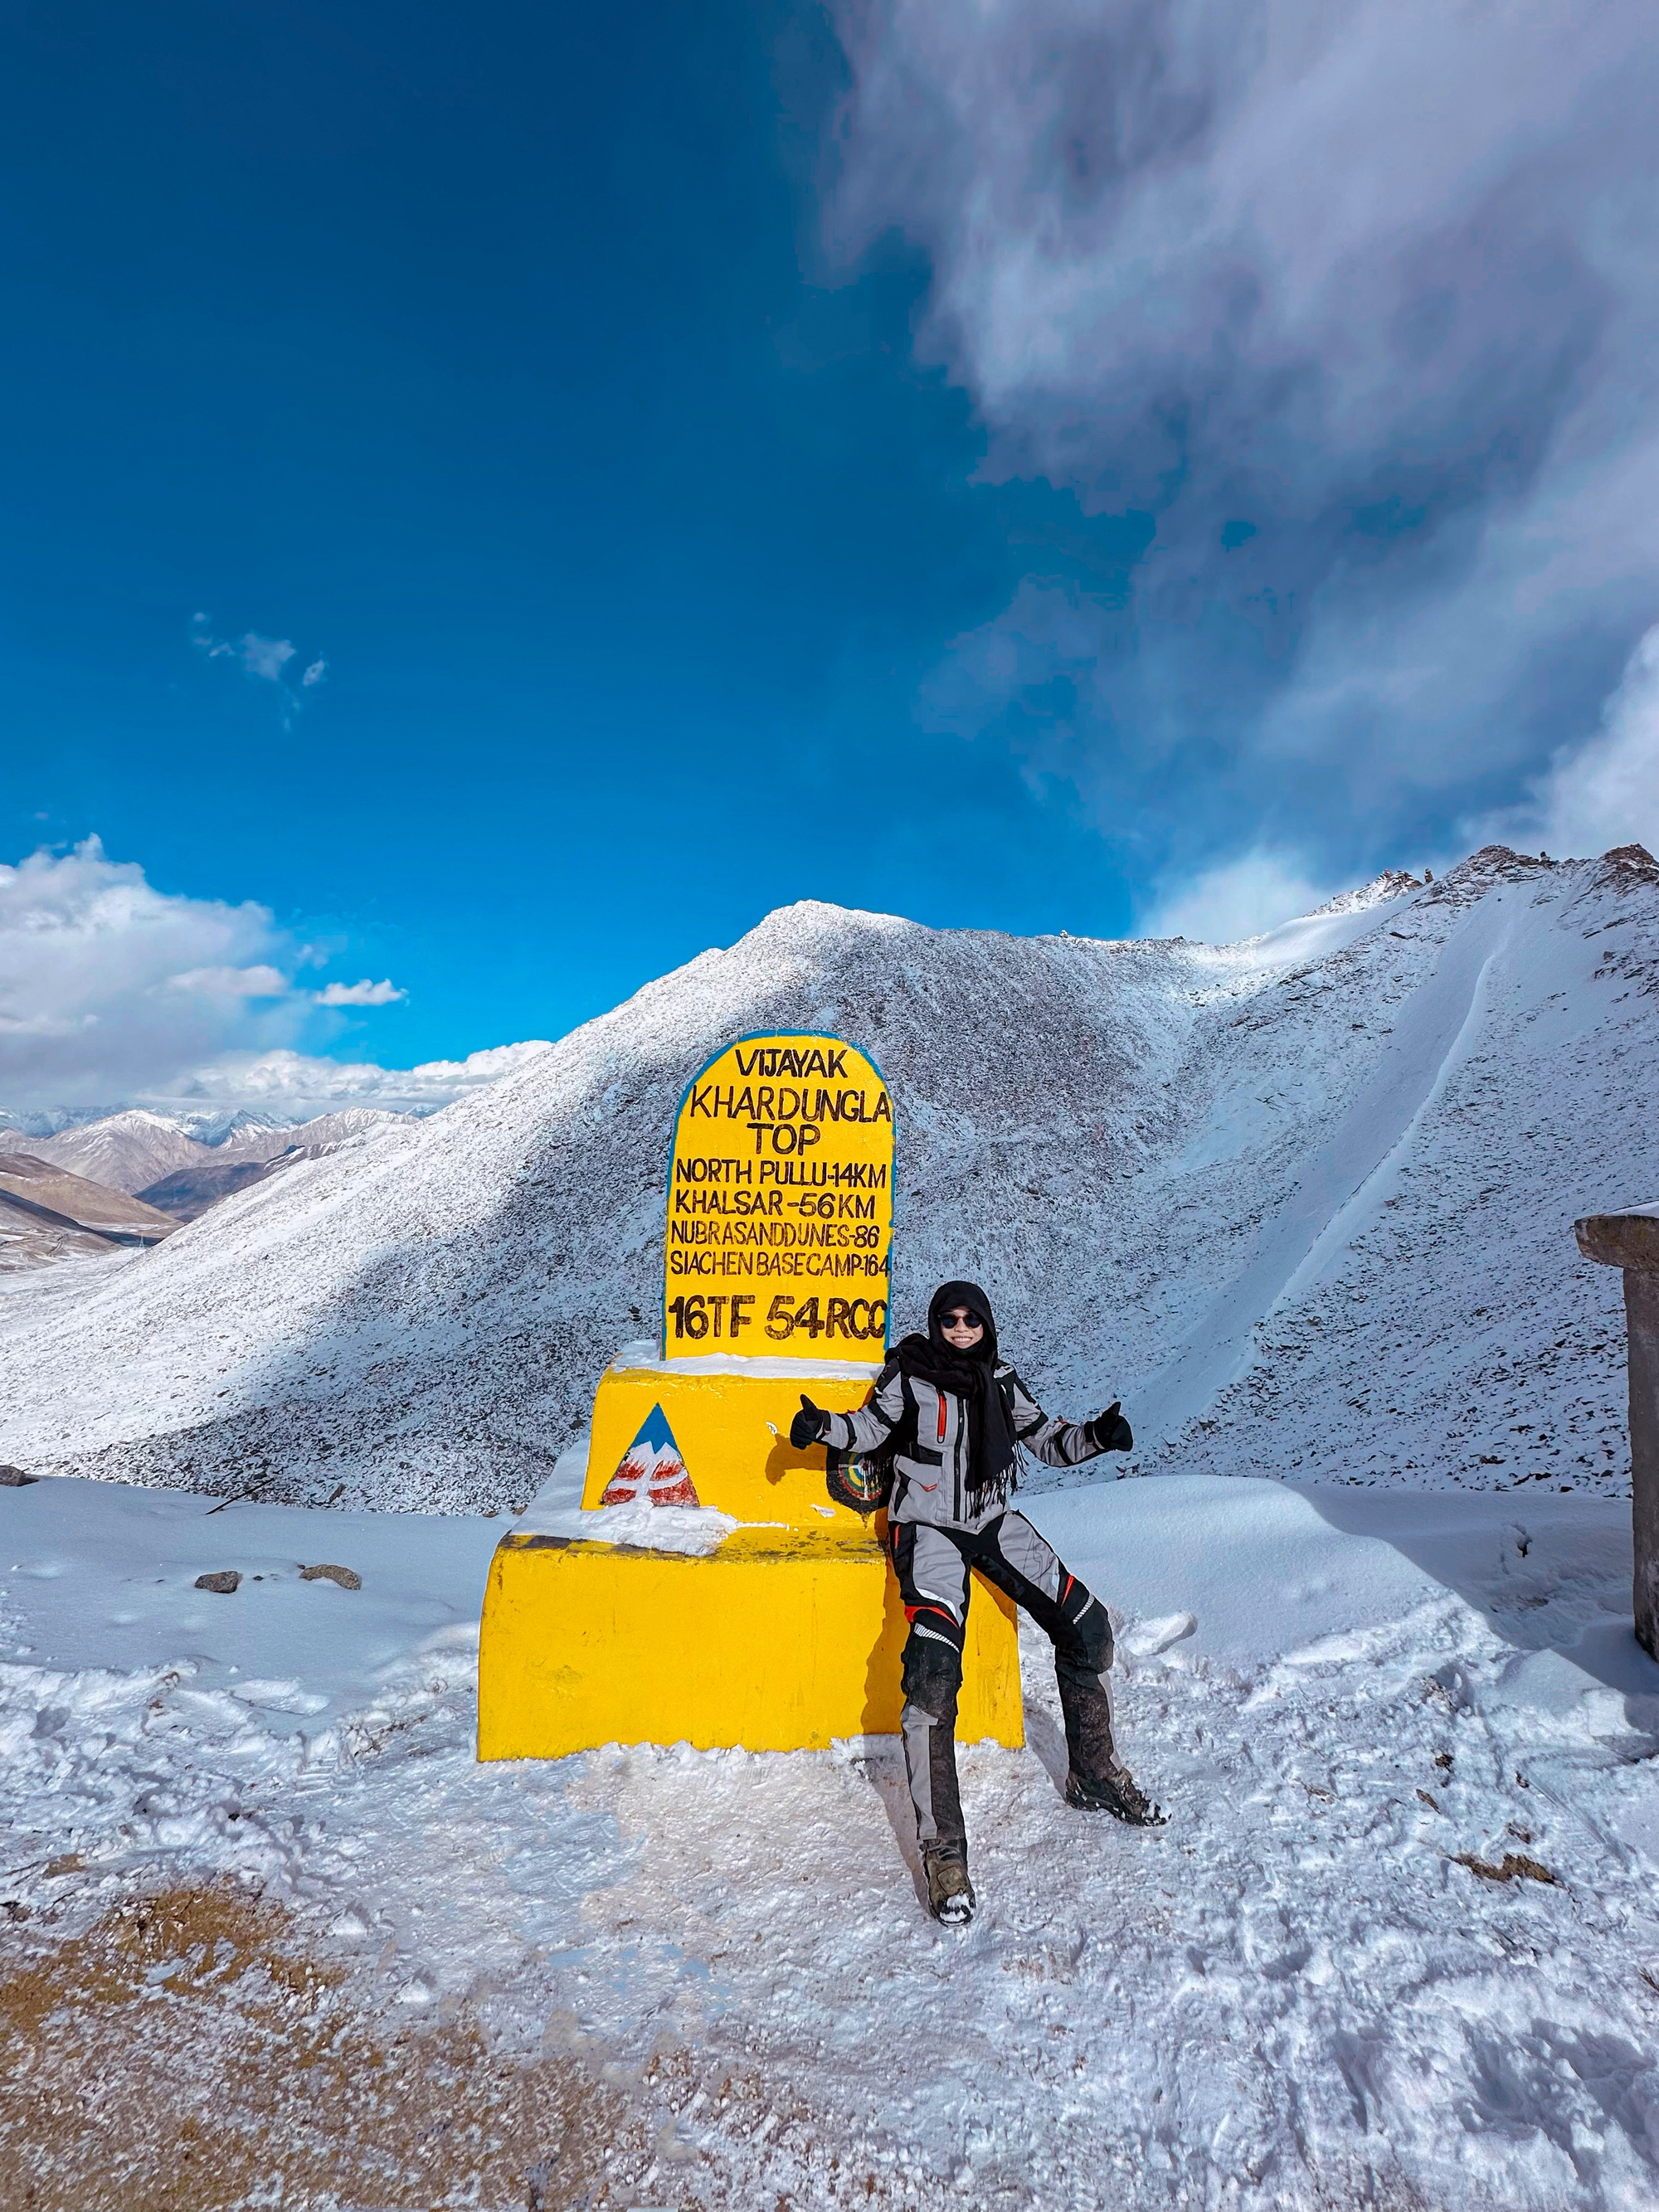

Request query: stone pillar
[{"left": 1574, "top": 1205, "right": 1659, "bottom": 1657}]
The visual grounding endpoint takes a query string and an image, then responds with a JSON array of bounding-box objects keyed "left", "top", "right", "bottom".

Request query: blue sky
[{"left": 2, "top": 0, "right": 1657, "bottom": 1111}]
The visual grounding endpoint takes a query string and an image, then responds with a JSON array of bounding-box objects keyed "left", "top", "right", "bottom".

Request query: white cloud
[
  {"left": 195, "top": 625, "right": 296, "bottom": 683},
  {"left": 314, "top": 978, "right": 406, "bottom": 1008},
  {"left": 233, "top": 633, "right": 297, "bottom": 683},
  {"left": 1500, "top": 622, "right": 1659, "bottom": 862},
  {"left": 168, "top": 965, "right": 290, "bottom": 999},
  {"left": 192, "top": 619, "right": 327, "bottom": 726},
  {"left": 921, "top": 577, "right": 1111, "bottom": 739},
  {"left": 157, "top": 1041, "right": 552, "bottom": 1116},
  {"left": 825, "top": 0, "right": 1659, "bottom": 842},
  {"left": 0, "top": 840, "right": 303, "bottom": 1108},
  {"left": 1139, "top": 849, "right": 1333, "bottom": 945},
  {"left": 0, "top": 841, "right": 541, "bottom": 1120}
]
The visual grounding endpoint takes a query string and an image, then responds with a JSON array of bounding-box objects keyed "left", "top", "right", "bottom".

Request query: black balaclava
[{"left": 892, "top": 1280, "right": 1018, "bottom": 1505}]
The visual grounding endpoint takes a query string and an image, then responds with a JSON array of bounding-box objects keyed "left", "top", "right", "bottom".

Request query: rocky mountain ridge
[
  {"left": 0, "top": 843, "right": 1654, "bottom": 1511},
  {"left": 8, "top": 1105, "right": 414, "bottom": 1200}
]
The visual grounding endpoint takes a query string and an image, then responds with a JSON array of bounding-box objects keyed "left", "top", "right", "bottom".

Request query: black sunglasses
[{"left": 941, "top": 1309, "right": 985, "bottom": 1327}]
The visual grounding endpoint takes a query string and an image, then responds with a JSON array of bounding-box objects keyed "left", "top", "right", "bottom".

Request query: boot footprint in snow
[
  {"left": 1065, "top": 1764, "right": 1166, "bottom": 1826},
  {"left": 923, "top": 1848, "right": 975, "bottom": 1926}
]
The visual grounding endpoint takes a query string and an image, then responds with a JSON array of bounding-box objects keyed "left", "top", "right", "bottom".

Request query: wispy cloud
[
  {"left": 1478, "top": 623, "right": 1659, "bottom": 860},
  {"left": 314, "top": 977, "right": 406, "bottom": 1008},
  {"left": 167, "top": 965, "right": 291, "bottom": 999},
  {"left": 192, "top": 616, "right": 328, "bottom": 727},
  {"left": 232, "top": 633, "right": 296, "bottom": 683},
  {"left": 825, "top": 0, "right": 1659, "bottom": 878},
  {"left": 1140, "top": 848, "right": 1334, "bottom": 946},
  {"left": 161, "top": 1040, "right": 551, "bottom": 1116}
]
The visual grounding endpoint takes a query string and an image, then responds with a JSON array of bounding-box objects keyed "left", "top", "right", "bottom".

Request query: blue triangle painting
[{"left": 599, "top": 1403, "right": 698, "bottom": 1509}]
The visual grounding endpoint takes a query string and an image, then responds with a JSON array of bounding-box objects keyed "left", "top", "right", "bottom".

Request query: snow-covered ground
[{"left": 9, "top": 1464, "right": 1659, "bottom": 2209}]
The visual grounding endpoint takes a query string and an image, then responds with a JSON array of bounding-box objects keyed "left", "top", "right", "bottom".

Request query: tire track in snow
[{"left": 1132, "top": 887, "right": 1517, "bottom": 1450}]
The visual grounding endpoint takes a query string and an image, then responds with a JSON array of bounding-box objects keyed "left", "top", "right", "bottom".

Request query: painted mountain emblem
[{"left": 598, "top": 1403, "right": 698, "bottom": 1509}]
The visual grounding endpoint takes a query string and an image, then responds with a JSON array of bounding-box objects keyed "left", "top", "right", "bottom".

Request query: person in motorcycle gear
[{"left": 791, "top": 1280, "right": 1162, "bottom": 1925}]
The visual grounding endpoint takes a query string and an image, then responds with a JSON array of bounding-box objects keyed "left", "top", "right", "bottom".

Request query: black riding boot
[
  {"left": 922, "top": 1841, "right": 975, "bottom": 1926},
  {"left": 901, "top": 1639, "right": 975, "bottom": 1922},
  {"left": 1057, "top": 1665, "right": 1165, "bottom": 1826}
]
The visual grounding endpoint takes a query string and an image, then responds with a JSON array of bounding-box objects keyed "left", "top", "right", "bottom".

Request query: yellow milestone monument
[{"left": 477, "top": 1033, "right": 1023, "bottom": 1758}]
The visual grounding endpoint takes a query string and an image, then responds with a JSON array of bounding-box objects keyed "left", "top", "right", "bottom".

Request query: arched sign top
[{"left": 662, "top": 1032, "right": 893, "bottom": 1360}]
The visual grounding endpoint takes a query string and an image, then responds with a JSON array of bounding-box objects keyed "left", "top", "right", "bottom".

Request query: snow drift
[
  {"left": 1, "top": 843, "right": 1655, "bottom": 1512},
  {"left": 7, "top": 1466, "right": 1659, "bottom": 2211}
]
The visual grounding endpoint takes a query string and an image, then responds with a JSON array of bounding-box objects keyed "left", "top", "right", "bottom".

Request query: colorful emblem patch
[{"left": 599, "top": 1403, "right": 698, "bottom": 1509}]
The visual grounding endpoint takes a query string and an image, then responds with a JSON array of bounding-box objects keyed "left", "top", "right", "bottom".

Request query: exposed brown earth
[
  {"left": 0, "top": 1155, "right": 178, "bottom": 1247},
  {"left": 134, "top": 1153, "right": 292, "bottom": 1222},
  {"left": 0, "top": 1883, "right": 651, "bottom": 2212},
  {"left": 0, "top": 1879, "right": 962, "bottom": 2211},
  {"left": 0, "top": 1202, "right": 114, "bottom": 1271}
]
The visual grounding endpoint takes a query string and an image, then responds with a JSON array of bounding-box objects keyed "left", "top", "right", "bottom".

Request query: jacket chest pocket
[
  {"left": 929, "top": 1390, "right": 962, "bottom": 1506},
  {"left": 910, "top": 1387, "right": 961, "bottom": 1501}
]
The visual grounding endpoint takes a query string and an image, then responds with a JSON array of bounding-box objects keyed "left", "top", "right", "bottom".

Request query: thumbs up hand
[
  {"left": 790, "top": 1394, "right": 830, "bottom": 1449},
  {"left": 1085, "top": 1402, "right": 1133, "bottom": 1453}
]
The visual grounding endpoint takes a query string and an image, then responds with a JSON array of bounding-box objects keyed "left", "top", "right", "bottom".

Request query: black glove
[
  {"left": 790, "top": 1393, "right": 830, "bottom": 1450},
  {"left": 1085, "top": 1402, "right": 1133, "bottom": 1453}
]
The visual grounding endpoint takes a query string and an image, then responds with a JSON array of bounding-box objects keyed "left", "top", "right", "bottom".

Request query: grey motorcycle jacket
[{"left": 819, "top": 1359, "right": 1107, "bottom": 1533}]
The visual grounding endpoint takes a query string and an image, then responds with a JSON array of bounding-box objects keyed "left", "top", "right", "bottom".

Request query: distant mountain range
[
  {"left": 0, "top": 1101, "right": 339, "bottom": 1144},
  {"left": 1, "top": 843, "right": 1653, "bottom": 1514},
  {"left": 3, "top": 1105, "right": 416, "bottom": 1198},
  {"left": 0, "top": 1106, "right": 419, "bottom": 1266}
]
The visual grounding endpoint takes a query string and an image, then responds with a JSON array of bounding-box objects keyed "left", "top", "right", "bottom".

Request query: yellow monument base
[{"left": 476, "top": 1354, "right": 1024, "bottom": 1759}]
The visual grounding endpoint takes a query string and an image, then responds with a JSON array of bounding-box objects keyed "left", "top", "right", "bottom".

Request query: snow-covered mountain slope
[
  {"left": 217, "top": 1105, "right": 413, "bottom": 1161},
  {"left": 17, "top": 1103, "right": 416, "bottom": 1198},
  {"left": 0, "top": 844, "right": 1654, "bottom": 1512},
  {"left": 134, "top": 1152, "right": 290, "bottom": 1223},
  {"left": 1122, "top": 843, "right": 1659, "bottom": 1495}
]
